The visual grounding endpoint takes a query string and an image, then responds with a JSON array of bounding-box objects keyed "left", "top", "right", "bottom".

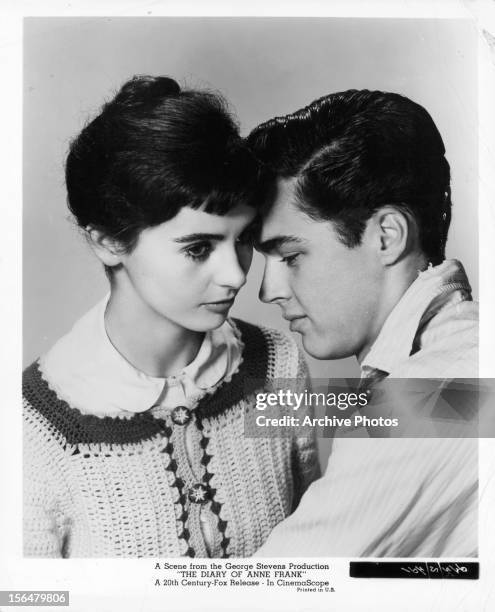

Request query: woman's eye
[
  {"left": 184, "top": 242, "right": 212, "bottom": 261},
  {"left": 280, "top": 253, "right": 300, "bottom": 267}
]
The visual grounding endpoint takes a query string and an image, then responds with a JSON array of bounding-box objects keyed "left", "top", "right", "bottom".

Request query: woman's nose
[{"left": 216, "top": 245, "right": 250, "bottom": 290}]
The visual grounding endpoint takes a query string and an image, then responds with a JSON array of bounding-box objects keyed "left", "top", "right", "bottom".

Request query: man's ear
[
  {"left": 373, "top": 206, "right": 414, "bottom": 266},
  {"left": 85, "top": 226, "right": 124, "bottom": 267}
]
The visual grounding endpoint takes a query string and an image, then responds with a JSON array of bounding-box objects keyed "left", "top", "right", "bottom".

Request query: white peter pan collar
[{"left": 40, "top": 295, "right": 244, "bottom": 417}]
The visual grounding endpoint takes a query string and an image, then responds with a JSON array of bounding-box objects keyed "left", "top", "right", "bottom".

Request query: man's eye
[
  {"left": 184, "top": 242, "right": 212, "bottom": 261},
  {"left": 280, "top": 253, "right": 300, "bottom": 267}
]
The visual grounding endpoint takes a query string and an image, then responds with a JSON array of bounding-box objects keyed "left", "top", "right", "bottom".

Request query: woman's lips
[{"left": 202, "top": 299, "right": 235, "bottom": 313}]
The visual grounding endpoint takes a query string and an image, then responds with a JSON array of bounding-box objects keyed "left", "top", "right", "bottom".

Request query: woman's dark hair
[
  {"left": 247, "top": 89, "right": 452, "bottom": 265},
  {"left": 66, "top": 75, "right": 264, "bottom": 254}
]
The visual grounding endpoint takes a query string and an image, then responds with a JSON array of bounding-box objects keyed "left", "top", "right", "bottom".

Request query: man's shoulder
[{"left": 395, "top": 299, "right": 478, "bottom": 378}]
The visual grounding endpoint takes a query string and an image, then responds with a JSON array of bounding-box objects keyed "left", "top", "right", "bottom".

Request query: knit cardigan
[{"left": 23, "top": 320, "right": 320, "bottom": 558}]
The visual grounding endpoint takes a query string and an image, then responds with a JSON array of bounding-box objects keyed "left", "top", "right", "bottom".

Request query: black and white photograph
[{"left": 2, "top": 1, "right": 495, "bottom": 611}]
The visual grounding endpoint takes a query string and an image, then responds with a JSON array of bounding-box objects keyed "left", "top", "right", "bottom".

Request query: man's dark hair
[
  {"left": 248, "top": 89, "right": 451, "bottom": 264},
  {"left": 66, "top": 75, "right": 264, "bottom": 253}
]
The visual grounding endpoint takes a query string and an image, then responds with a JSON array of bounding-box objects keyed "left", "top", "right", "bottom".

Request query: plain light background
[{"left": 23, "top": 17, "right": 478, "bottom": 382}]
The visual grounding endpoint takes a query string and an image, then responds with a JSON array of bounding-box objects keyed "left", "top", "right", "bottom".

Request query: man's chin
[{"left": 301, "top": 333, "right": 352, "bottom": 361}]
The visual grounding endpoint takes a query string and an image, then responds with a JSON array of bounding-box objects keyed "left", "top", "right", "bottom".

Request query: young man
[{"left": 248, "top": 90, "right": 478, "bottom": 556}]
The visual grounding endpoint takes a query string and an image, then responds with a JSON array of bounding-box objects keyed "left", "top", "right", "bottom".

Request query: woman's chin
[{"left": 187, "top": 310, "right": 230, "bottom": 332}]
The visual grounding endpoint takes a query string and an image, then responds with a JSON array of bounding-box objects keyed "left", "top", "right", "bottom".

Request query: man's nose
[{"left": 259, "top": 259, "right": 290, "bottom": 304}]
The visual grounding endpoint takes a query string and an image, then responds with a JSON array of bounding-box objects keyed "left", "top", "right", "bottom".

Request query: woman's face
[{"left": 112, "top": 203, "right": 256, "bottom": 332}]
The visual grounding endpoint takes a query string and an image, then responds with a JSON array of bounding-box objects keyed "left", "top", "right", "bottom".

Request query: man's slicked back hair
[{"left": 248, "top": 90, "right": 452, "bottom": 264}]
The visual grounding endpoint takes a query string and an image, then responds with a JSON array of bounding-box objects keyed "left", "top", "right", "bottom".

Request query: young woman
[{"left": 23, "top": 76, "right": 319, "bottom": 558}]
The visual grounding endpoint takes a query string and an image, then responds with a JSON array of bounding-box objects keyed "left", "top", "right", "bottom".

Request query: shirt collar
[
  {"left": 361, "top": 259, "right": 472, "bottom": 375},
  {"left": 40, "top": 294, "right": 243, "bottom": 416}
]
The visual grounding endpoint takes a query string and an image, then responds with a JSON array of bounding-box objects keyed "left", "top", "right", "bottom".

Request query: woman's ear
[
  {"left": 85, "top": 226, "right": 124, "bottom": 267},
  {"left": 374, "top": 206, "right": 415, "bottom": 265}
]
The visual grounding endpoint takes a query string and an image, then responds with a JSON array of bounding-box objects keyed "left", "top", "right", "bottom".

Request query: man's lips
[
  {"left": 282, "top": 313, "right": 306, "bottom": 322},
  {"left": 282, "top": 313, "right": 308, "bottom": 332}
]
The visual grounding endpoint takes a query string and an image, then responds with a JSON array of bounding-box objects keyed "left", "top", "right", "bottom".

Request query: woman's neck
[{"left": 104, "top": 290, "right": 204, "bottom": 378}]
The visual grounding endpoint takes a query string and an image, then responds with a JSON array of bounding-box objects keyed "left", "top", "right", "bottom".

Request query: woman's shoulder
[
  {"left": 231, "top": 318, "right": 304, "bottom": 379},
  {"left": 23, "top": 360, "right": 68, "bottom": 454},
  {"left": 25, "top": 296, "right": 129, "bottom": 421},
  {"left": 23, "top": 359, "right": 168, "bottom": 449},
  {"left": 39, "top": 297, "right": 106, "bottom": 376},
  {"left": 23, "top": 359, "right": 76, "bottom": 436}
]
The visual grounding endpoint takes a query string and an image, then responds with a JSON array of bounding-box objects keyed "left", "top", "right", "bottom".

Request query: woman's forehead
[{"left": 147, "top": 204, "right": 257, "bottom": 240}]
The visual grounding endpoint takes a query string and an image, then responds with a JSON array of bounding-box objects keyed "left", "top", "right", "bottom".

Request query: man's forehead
[{"left": 260, "top": 177, "right": 304, "bottom": 240}]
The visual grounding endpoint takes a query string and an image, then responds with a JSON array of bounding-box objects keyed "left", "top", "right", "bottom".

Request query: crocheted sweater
[{"left": 23, "top": 320, "right": 319, "bottom": 558}]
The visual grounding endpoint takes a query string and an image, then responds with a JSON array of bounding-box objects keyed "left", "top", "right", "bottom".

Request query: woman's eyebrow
[
  {"left": 256, "top": 235, "right": 304, "bottom": 254},
  {"left": 173, "top": 233, "right": 225, "bottom": 243}
]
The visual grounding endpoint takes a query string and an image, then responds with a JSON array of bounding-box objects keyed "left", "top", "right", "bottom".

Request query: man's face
[{"left": 258, "top": 178, "right": 383, "bottom": 360}]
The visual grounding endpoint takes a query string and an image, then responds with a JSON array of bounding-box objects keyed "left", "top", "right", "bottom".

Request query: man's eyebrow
[
  {"left": 173, "top": 233, "right": 224, "bottom": 244},
  {"left": 256, "top": 235, "right": 304, "bottom": 254}
]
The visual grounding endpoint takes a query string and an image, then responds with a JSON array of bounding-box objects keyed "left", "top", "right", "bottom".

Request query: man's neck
[{"left": 356, "top": 254, "right": 428, "bottom": 365}]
